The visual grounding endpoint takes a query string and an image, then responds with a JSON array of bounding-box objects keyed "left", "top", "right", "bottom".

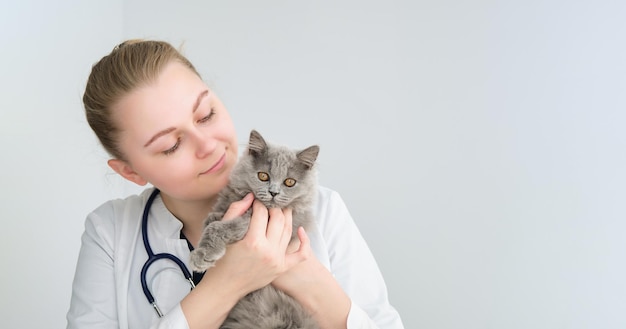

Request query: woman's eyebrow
[
  {"left": 192, "top": 89, "right": 210, "bottom": 113},
  {"left": 144, "top": 127, "right": 176, "bottom": 147},
  {"left": 144, "top": 89, "right": 210, "bottom": 148}
]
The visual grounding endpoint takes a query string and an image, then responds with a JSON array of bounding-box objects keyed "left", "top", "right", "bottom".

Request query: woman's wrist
[
  {"left": 274, "top": 259, "right": 351, "bottom": 329},
  {"left": 303, "top": 272, "right": 351, "bottom": 329},
  {"left": 180, "top": 268, "right": 247, "bottom": 329}
]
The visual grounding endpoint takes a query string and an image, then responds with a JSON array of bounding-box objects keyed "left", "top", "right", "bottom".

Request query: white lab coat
[{"left": 67, "top": 186, "right": 404, "bottom": 328}]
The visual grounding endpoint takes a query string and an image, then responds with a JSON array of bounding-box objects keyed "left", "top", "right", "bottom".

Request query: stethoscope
[{"left": 140, "top": 188, "right": 195, "bottom": 317}]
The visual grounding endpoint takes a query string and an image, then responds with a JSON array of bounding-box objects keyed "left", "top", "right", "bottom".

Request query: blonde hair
[{"left": 83, "top": 39, "right": 200, "bottom": 160}]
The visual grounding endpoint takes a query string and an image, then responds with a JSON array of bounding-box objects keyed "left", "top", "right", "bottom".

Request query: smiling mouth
[{"left": 200, "top": 153, "right": 226, "bottom": 175}]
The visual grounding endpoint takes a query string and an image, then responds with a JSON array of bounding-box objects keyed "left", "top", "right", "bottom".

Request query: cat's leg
[{"left": 189, "top": 214, "right": 250, "bottom": 272}]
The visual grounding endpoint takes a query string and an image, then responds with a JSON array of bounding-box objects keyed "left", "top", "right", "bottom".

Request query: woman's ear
[{"left": 107, "top": 159, "right": 148, "bottom": 186}]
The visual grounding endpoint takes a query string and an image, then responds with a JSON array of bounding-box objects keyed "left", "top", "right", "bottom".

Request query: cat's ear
[
  {"left": 297, "top": 145, "right": 320, "bottom": 169},
  {"left": 107, "top": 159, "right": 148, "bottom": 186},
  {"left": 248, "top": 129, "right": 267, "bottom": 157}
]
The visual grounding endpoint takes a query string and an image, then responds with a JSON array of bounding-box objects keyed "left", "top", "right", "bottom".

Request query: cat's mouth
[{"left": 256, "top": 195, "right": 286, "bottom": 208}]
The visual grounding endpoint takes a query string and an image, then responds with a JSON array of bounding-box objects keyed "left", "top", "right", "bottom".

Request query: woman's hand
[
  {"left": 212, "top": 195, "right": 310, "bottom": 296},
  {"left": 272, "top": 227, "right": 351, "bottom": 329},
  {"left": 181, "top": 194, "right": 309, "bottom": 329}
]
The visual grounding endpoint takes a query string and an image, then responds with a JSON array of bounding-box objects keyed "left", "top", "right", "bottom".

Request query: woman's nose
[{"left": 193, "top": 130, "right": 217, "bottom": 159}]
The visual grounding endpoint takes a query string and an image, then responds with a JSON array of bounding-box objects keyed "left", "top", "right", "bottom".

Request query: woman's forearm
[
  {"left": 180, "top": 269, "right": 245, "bottom": 329},
  {"left": 275, "top": 259, "right": 351, "bottom": 329}
]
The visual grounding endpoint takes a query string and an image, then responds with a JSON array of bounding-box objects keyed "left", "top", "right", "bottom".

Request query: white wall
[
  {"left": 0, "top": 0, "right": 127, "bottom": 327},
  {"left": 1, "top": 1, "right": 625, "bottom": 328}
]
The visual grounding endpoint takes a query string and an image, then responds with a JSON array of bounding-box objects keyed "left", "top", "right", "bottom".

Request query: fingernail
[{"left": 244, "top": 193, "right": 254, "bottom": 200}]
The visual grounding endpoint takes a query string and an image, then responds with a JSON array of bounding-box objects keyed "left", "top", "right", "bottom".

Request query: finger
[
  {"left": 278, "top": 208, "right": 293, "bottom": 250},
  {"left": 247, "top": 200, "right": 269, "bottom": 237},
  {"left": 285, "top": 227, "right": 311, "bottom": 268},
  {"left": 266, "top": 208, "right": 287, "bottom": 242},
  {"left": 222, "top": 193, "right": 254, "bottom": 221},
  {"left": 294, "top": 227, "right": 310, "bottom": 252}
]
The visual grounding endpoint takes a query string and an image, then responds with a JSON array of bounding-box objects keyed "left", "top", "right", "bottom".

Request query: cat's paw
[{"left": 189, "top": 247, "right": 226, "bottom": 272}]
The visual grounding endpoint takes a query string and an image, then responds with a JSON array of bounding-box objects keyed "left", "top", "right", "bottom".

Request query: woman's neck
[{"left": 160, "top": 193, "right": 215, "bottom": 247}]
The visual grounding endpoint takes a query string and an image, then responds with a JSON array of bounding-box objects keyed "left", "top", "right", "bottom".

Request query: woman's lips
[{"left": 200, "top": 153, "right": 226, "bottom": 175}]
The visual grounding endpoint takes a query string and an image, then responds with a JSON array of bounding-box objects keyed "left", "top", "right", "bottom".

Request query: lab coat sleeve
[
  {"left": 319, "top": 189, "right": 404, "bottom": 329},
  {"left": 157, "top": 305, "right": 189, "bottom": 329},
  {"left": 347, "top": 303, "right": 383, "bottom": 329},
  {"left": 67, "top": 210, "right": 120, "bottom": 328},
  {"left": 66, "top": 205, "right": 190, "bottom": 329}
]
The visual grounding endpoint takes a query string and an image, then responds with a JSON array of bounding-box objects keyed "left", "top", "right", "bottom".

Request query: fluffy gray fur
[{"left": 189, "top": 130, "right": 320, "bottom": 329}]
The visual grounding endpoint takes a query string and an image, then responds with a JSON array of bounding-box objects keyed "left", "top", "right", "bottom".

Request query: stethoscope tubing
[{"left": 140, "top": 188, "right": 195, "bottom": 317}]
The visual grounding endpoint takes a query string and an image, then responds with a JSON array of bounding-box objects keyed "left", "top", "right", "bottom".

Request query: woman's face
[{"left": 111, "top": 61, "right": 238, "bottom": 202}]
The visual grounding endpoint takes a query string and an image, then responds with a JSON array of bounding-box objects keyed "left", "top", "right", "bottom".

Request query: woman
[{"left": 67, "top": 39, "right": 404, "bottom": 329}]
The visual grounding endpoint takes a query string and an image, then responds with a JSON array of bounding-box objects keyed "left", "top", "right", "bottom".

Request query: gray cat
[{"left": 189, "top": 129, "right": 320, "bottom": 329}]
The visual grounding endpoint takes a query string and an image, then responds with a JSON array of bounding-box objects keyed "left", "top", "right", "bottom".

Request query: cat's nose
[{"left": 269, "top": 191, "right": 278, "bottom": 197}]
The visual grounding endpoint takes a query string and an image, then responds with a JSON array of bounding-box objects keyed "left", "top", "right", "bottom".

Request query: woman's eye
[
  {"left": 258, "top": 172, "right": 269, "bottom": 181},
  {"left": 163, "top": 139, "right": 181, "bottom": 155},
  {"left": 198, "top": 109, "right": 215, "bottom": 123},
  {"left": 284, "top": 178, "right": 296, "bottom": 187}
]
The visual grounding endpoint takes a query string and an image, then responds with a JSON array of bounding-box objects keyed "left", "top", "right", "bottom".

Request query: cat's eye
[
  {"left": 258, "top": 172, "right": 270, "bottom": 181},
  {"left": 284, "top": 178, "right": 296, "bottom": 187}
]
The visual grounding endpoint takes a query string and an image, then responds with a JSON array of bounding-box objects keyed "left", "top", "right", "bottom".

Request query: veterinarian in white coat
[
  {"left": 66, "top": 39, "right": 404, "bottom": 328},
  {"left": 67, "top": 186, "right": 403, "bottom": 328}
]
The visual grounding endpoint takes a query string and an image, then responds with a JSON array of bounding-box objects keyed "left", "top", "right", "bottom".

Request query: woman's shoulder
[
  {"left": 85, "top": 188, "right": 155, "bottom": 228},
  {"left": 314, "top": 185, "right": 347, "bottom": 208},
  {"left": 77, "top": 188, "right": 155, "bottom": 254},
  {"left": 313, "top": 185, "right": 352, "bottom": 226},
  {"left": 315, "top": 185, "right": 339, "bottom": 200}
]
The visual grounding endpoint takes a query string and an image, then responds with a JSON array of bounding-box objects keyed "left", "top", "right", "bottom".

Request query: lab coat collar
[{"left": 144, "top": 188, "right": 184, "bottom": 240}]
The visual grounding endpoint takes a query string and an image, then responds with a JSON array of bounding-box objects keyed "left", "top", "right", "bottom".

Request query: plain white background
[{"left": 1, "top": 0, "right": 625, "bottom": 328}]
